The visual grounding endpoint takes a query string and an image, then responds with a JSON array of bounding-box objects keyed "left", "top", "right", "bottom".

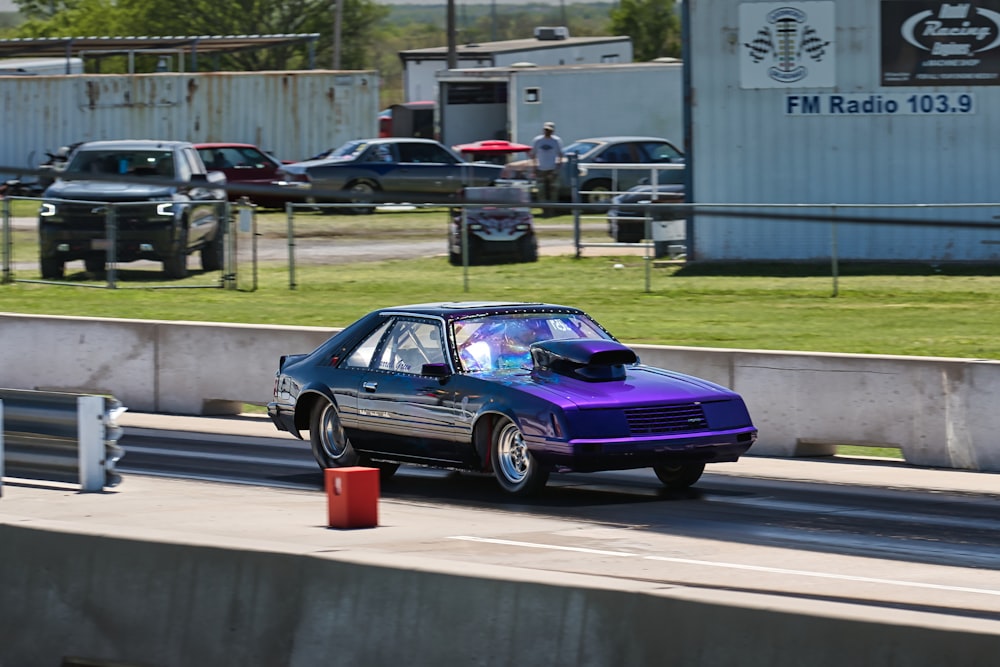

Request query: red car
[{"left": 194, "top": 142, "right": 303, "bottom": 209}]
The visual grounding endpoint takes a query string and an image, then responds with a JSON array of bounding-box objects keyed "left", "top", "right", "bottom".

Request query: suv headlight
[
  {"left": 39, "top": 202, "right": 57, "bottom": 217},
  {"left": 156, "top": 203, "right": 175, "bottom": 216}
]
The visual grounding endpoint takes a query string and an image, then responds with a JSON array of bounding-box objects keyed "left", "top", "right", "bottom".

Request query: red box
[{"left": 325, "top": 467, "right": 380, "bottom": 529}]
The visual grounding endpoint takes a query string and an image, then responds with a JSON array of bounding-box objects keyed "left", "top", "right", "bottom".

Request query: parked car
[
  {"left": 607, "top": 183, "right": 686, "bottom": 243},
  {"left": 499, "top": 136, "right": 685, "bottom": 204},
  {"left": 276, "top": 138, "right": 505, "bottom": 214},
  {"left": 194, "top": 142, "right": 302, "bottom": 209},
  {"left": 449, "top": 186, "right": 537, "bottom": 265},
  {"left": 38, "top": 139, "right": 227, "bottom": 279},
  {"left": 266, "top": 301, "right": 757, "bottom": 496}
]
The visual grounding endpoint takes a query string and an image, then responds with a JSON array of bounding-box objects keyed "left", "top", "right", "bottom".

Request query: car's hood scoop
[{"left": 530, "top": 339, "right": 637, "bottom": 382}]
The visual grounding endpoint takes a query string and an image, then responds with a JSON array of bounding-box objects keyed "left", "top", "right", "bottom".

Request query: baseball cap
[{"left": 543, "top": 121, "right": 555, "bottom": 130}]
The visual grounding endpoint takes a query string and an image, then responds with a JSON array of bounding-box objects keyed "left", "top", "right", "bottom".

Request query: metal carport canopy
[{"left": 0, "top": 34, "right": 321, "bottom": 70}]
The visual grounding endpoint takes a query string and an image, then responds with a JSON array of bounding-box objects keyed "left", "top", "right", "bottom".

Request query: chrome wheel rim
[
  {"left": 495, "top": 421, "right": 530, "bottom": 484},
  {"left": 320, "top": 403, "right": 348, "bottom": 460}
]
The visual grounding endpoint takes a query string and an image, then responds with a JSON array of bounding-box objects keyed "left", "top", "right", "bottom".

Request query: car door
[
  {"left": 391, "top": 142, "right": 465, "bottom": 200},
  {"left": 636, "top": 141, "right": 686, "bottom": 186},
  {"left": 352, "top": 317, "right": 465, "bottom": 464}
]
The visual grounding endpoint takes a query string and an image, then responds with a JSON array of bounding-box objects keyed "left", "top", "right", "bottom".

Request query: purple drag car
[{"left": 267, "top": 302, "right": 757, "bottom": 496}]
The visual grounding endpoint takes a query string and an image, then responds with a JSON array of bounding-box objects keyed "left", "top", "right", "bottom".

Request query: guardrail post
[{"left": 0, "top": 389, "right": 126, "bottom": 492}]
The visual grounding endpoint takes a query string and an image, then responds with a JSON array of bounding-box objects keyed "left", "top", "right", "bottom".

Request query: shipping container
[
  {"left": 0, "top": 70, "right": 378, "bottom": 178},
  {"left": 437, "top": 61, "right": 684, "bottom": 148},
  {"left": 686, "top": 0, "right": 1000, "bottom": 262}
]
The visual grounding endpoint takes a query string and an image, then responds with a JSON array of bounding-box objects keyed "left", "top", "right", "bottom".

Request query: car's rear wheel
[
  {"left": 40, "top": 257, "right": 64, "bottom": 280},
  {"left": 344, "top": 180, "right": 378, "bottom": 215},
  {"left": 517, "top": 235, "right": 538, "bottom": 262},
  {"left": 309, "top": 399, "right": 362, "bottom": 469},
  {"left": 652, "top": 461, "right": 705, "bottom": 490},
  {"left": 490, "top": 417, "right": 548, "bottom": 496}
]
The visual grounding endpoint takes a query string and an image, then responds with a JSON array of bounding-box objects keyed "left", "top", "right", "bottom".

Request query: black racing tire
[
  {"left": 490, "top": 417, "right": 548, "bottom": 496},
  {"left": 653, "top": 461, "right": 706, "bottom": 490},
  {"left": 40, "top": 257, "right": 64, "bottom": 280},
  {"left": 517, "top": 235, "right": 538, "bottom": 263},
  {"left": 309, "top": 398, "right": 362, "bottom": 469},
  {"left": 201, "top": 227, "right": 224, "bottom": 272},
  {"left": 376, "top": 462, "right": 400, "bottom": 481},
  {"left": 344, "top": 179, "right": 378, "bottom": 215},
  {"left": 84, "top": 256, "right": 105, "bottom": 274},
  {"left": 614, "top": 223, "right": 645, "bottom": 244}
]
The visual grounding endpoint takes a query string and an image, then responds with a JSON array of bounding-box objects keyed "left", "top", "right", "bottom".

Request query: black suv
[{"left": 38, "top": 139, "right": 227, "bottom": 279}]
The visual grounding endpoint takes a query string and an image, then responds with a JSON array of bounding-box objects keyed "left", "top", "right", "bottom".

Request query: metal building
[
  {"left": 400, "top": 29, "right": 632, "bottom": 103},
  {"left": 686, "top": 0, "right": 1000, "bottom": 262}
]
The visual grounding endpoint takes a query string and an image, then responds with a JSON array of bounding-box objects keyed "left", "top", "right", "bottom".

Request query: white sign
[
  {"left": 740, "top": 2, "right": 836, "bottom": 89},
  {"left": 785, "top": 92, "right": 976, "bottom": 115}
]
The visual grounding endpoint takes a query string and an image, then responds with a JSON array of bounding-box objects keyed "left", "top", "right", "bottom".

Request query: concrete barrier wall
[
  {"left": 2, "top": 524, "right": 998, "bottom": 667},
  {"left": 2, "top": 312, "right": 999, "bottom": 472}
]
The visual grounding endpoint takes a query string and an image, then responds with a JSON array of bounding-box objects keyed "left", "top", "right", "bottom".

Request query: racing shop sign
[
  {"left": 740, "top": 2, "right": 836, "bottom": 89},
  {"left": 882, "top": 1, "right": 1000, "bottom": 85}
]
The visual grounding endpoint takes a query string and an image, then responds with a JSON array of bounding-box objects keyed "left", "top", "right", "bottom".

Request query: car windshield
[
  {"left": 563, "top": 141, "right": 602, "bottom": 157},
  {"left": 325, "top": 140, "right": 369, "bottom": 161},
  {"left": 452, "top": 312, "right": 612, "bottom": 372},
  {"left": 70, "top": 150, "right": 174, "bottom": 177}
]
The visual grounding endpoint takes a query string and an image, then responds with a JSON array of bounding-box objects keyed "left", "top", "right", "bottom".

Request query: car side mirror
[{"left": 421, "top": 362, "right": 451, "bottom": 378}]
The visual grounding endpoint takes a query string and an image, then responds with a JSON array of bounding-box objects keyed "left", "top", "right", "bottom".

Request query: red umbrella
[{"left": 453, "top": 140, "right": 532, "bottom": 155}]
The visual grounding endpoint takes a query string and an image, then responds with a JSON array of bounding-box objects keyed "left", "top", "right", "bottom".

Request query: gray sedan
[{"left": 278, "top": 138, "right": 504, "bottom": 213}]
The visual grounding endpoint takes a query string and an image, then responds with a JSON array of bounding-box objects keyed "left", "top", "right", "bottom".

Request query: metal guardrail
[{"left": 0, "top": 389, "right": 126, "bottom": 494}]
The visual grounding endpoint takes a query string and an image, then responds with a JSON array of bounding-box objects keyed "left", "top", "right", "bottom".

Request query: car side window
[
  {"left": 640, "top": 142, "right": 683, "bottom": 163},
  {"left": 375, "top": 320, "right": 446, "bottom": 374},
  {"left": 596, "top": 144, "right": 634, "bottom": 164},
  {"left": 399, "top": 143, "right": 454, "bottom": 164},
  {"left": 361, "top": 144, "right": 395, "bottom": 163},
  {"left": 344, "top": 320, "right": 392, "bottom": 369}
]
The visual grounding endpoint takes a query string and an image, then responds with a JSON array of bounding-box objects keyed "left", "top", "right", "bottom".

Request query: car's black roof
[{"left": 379, "top": 301, "right": 584, "bottom": 321}]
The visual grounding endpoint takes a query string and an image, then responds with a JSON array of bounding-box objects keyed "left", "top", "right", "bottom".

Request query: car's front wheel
[
  {"left": 309, "top": 398, "right": 362, "bottom": 469},
  {"left": 581, "top": 178, "right": 614, "bottom": 205},
  {"left": 490, "top": 417, "right": 548, "bottom": 496},
  {"left": 40, "top": 257, "right": 64, "bottom": 280},
  {"left": 163, "top": 226, "right": 189, "bottom": 279},
  {"left": 201, "top": 228, "right": 224, "bottom": 272},
  {"left": 652, "top": 461, "right": 705, "bottom": 490}
]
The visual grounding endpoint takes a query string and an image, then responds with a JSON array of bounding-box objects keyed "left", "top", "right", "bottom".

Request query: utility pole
[
  {"left": 332, "top": 0, "right": 343, "bottom": 69},
  {"left": 447, "top": 0, "right": 457, "bottom": 69}
]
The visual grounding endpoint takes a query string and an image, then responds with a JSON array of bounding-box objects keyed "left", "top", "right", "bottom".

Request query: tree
[{"left": 609, "top": 0, "right": 680, "bottom": 61}]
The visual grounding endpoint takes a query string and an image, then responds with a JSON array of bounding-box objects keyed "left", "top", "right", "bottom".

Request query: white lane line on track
[{"left": 449, "top": 535, "right": 1000, "bottom": 598}]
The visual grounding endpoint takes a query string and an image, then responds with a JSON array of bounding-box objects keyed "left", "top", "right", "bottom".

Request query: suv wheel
[
  {"left": 40, "top": 257, "right": 64, "bottom": 280},
  {"left": 201, "top": 228, "right": 224, "bottom": 272}
]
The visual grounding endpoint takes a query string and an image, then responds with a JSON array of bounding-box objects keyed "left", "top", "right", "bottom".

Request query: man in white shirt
[{"left": 530, "top": 121, "right": 564, "bottom": 216}]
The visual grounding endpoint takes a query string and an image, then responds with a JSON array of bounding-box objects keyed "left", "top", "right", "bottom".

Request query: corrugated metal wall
[
  {"left": 0, "top": 70, "right": 379, "bottom": 173},
  {"left": 688, "top": 1, "right": 1000, "bottom": 261}
]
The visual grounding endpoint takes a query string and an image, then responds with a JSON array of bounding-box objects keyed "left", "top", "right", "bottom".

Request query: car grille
[
  {"left": 625, "top": 403, "right": 707, "bottom": 435},
  {"left": 55, "top": 202, "right": 163, "bottom": 231}
]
